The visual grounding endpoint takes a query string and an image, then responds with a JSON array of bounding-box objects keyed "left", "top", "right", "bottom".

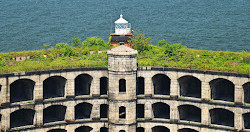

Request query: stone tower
[{"left": 107, "top": 45, "right": 138, "bottom": 132}]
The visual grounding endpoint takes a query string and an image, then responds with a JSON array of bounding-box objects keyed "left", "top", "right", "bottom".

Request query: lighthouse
[{"left": 110, "top": 14, "right": 133, "bottom": 48}]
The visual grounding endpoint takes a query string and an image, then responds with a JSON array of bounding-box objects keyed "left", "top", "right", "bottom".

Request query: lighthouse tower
[{"left": 110, "top": 14, "right": 133, "bottom": 48}]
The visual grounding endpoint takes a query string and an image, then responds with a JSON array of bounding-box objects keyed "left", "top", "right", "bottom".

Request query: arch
[
  {"left": 75, "top": 126, "right": 93, "bottom": 132},
  {"left": 100, "top": 104, "right": 108, "bottom": 118},
  {"left": 100, "top": 127, "right": 108, "bottom": 132},
  {"left": 43, "top": 105, "right": 66, "bottom": 124},
  {"left": 43, "top": 76, "right": 66, "bottom": 99},
  {"left": 243, "top": 82, "right": 250, "bottom": 103},
  {"left": 136, "top": 127, "right": 144, "bottom": 132},
  {"left": 10, "top": 79, "right": 35, "bottom": 103},
  {"left": 119, "top": 106, "right": 126, "bottom": 119},
  {"left": 178, "top": 75, "right": 201, "bottom": 98},
  {"left": 152, "top": 126, "right": 170, "bottom": 132},
  {"left": 152, "top": 102, "right": 170, "bottom": 119},
  {"left": 243, "top": 112, "right": 250, "bottom": 129},
  {"left": 136, "top": 104, "right": 144, "bottom": 118},
  {"left": 119, "top": 79, "right": 126, "bottom": 92},
  {"left": 178, "top": 128, "right": 198, "bottom": 132},
  {"left": 137, "top": 77, "right": 145, "bottom": 95},
  {"left": 75, "top": 74, "right": 93, "bottom": 96},
  {"left": 152, "top": 74, "right": 170, "bottom": 95},
  {"left": 209, "top": 108, "right": 234, "bottom": 127},
  {"left": 75, "top": 102, "right": 93, "bottom": 119},
  {"left": 119, "top": 131, "right": 125, "bottom": 132},
  {"left": 47, "top": 129, "right": 67, "bottom": 132},
  {"left": 178, "top": 105, "right": 201, "bottom": 122},
  {"left": 10, "top": 109, "right": 35, "bottom": 128},
  {"left": 100, "top": 77, "right": 108, "bottom": 95},
  {"left": 209, "top": 78, "right": 234, "bottom": 102}
]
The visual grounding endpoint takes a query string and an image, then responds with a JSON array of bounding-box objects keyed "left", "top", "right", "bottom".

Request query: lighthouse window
[
  {"left": 119, "top": 106, "right": 126, "bottom": 119},
  {"left": 119, "top": 79, "right": 126, "bottom": 92}
]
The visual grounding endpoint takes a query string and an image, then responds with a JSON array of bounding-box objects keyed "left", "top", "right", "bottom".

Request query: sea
[{"left": 0, "top": 0, "right": 249, "bottom": 52}]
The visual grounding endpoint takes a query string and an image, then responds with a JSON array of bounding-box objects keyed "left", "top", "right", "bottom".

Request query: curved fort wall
[{"left": 0, "top": 46, "right": 249, "bottom": 132}]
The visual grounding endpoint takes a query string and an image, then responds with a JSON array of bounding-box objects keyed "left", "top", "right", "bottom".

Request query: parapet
[{"left": 107, "top": 45, "right": 137, "bottom": 56}]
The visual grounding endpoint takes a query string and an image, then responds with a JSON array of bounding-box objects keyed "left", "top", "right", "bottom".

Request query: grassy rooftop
[{"left": 0, "top": 36, "right": 249, "bottom": 74}]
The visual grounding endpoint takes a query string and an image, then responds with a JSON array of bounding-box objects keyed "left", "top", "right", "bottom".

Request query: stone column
[
  {"left": 66, "top": 73, "right": 75, "bottom": 98},
  {"left": 145, "top": 102, "right": 153, "bottom": 120},
  {"left": 234, "top": 85, "right": 243, "bottom": 104},
  {"left": 34, "top": 78, "right": 43, "bottom": 102},
  {"left": 92, "top": 77, "right": 100, "bottom": 97},
  {"left": 170, "top": 101, "right": 178, "bottom": 122},
  {"left": 202, "top": 81, "right": 210, "bottom": 101},
  {"left": 144, "top": 76, "right": 152, "bottom": 97},
  {"left": 34, "top": 104, "right": 43, "bottom": 126},
  {"left": 65, "top": 101, "right": 75, "bottom": 122},
  {"left": 0, "top": 78, "right": 10, "bottom": 105},
  {"left": 201, "top": 105, "right": 210, "bottom": 126},
  {"left": 170, "top": 78, "right": 178, "bottom": 98},
  {"left": 91, "top": 102, "right": 100, "bottom": 120},
  {"left": 1, "top": 109, "right": 10, "bottom": 130},
  {"left": 234, "top": 108, "right": 243, "bottom": 130}
]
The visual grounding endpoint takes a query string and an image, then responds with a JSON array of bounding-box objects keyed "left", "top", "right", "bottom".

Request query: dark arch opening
[
  {"left": 10, "top": 79, "right": 35, "bottom": 103},
  {"left": 178, "top": 76, "right": 201, "bottom": 98},
  {"left": 43, "top": 105, "right": 66, "bottom": 124},
  {"left": 0, "top": 114, "right": 2, "bottom": 122},
  {"left": 178, "top": 105, "right": 201, "bottom": 122},
  {"left": 119, "top": 130, "right": 125, "bottom": 132},
  {"left": 178, "top": 128, "right": 198, "bottom": 132},
  {"left": 75, "top": 126, "right": 93, "bottom": 132},
  {"left": 75, "top": 102, "right": 93, "bottom": 119},
  {"left": 152, "top": 74, "right": 170, "bottom": 95},
  {"left": 152, "top": 126, "right": 170, "bottom": 132},
  {"left": 43, "top": 76, "right": 66, "bottom": 99},
  {"left": 10, "top": 109, "right": 35, "bottom": 128},
  {"left": 243, "top": 112, "right": 250, "bottom": 129},
  {"left": 119, "top": 106, "right": 126, "bottom": 119},
  {"left": 100, "top": 104, "right": 108, "bottom": 118},
  {"left": 137, "top": 77, "right": 145, "bottom": 95},
  {"left": 100, "top": 127, "right": 108, "bottom": 132},
  {"left": 152, "top": 102, "right": 170, "bottom": 119},
  {"left": 136, "top": 127, "right": 144, "bottom": 132},
  {"left": 209, "top": 78, "right": 234, "bottom": 102},
  {"left": 75, "top": 74, "right": 93, "bottom": 96},
  {"left": 243, "top": 82, "right": 250, "bottom": 103},
  {"left": 136, "top": 104, "right": 144, "bottom": 118},
  {"left": 210, "top": 108, "right": 234, "bottom": 127},
  {"left": 119, "top": 79, "right": 126, "bottom": 92},
  {"left": 47, "top": 129, "right": 67, "bottom": 132},
  {"left": 100, "top": 77, "right": 108, "bottom": 95}
]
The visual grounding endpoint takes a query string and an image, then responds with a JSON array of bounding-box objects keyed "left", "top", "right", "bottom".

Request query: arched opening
[
  {"left": 47, "top": 129, "right": 67, "bottom": 132},
  {"left": 43, "top": 105, "right": 66, "bottom": 124},
  {"left": 10, "top": 79, "right": 35, "bottom": 103},
  {"left": 243, "top": 112, "right": 250, "bottom": 129},
  {"left": 152, "top": 126, "right": 170, "bottom": 132},
  {"left": 178, "top": 105, "right": 201, "bottom": 122},
  {"left": 75, "top": 74, "right": 93, "bottom": 96},
  {"left": 119, "top": 106, "right": 126, "bottom": 119},
  {"left": 119, "top": 79, "right": 126, "bottom": 92},
  {"left": 243, "top": 82, "right": 250, "bottom": 103},
  {"left": 152, "top": 74, "right": 170, "bottom": 95},
  {"left": 210, "top": 108, "right": 234, "bottom": 127},
  {"left": 152, "top": 102, "right": 170, "bottom": 119},
  {"left": 136, "top": 127, "right": 144, "bottom": 132},
  {"left": 10, "top": 109, "right": 35, "bottom": 128},
  {"left": 209, "top": 78, "right": 234, "bottom": 102},
  {"left": 136, "top": 104, "right": 144, "bottom": 118},
  {"left": 43, "top": 76, "right": 66, "bottom": 99},
  {"left": 75, "top": 102, "right": 93, "bottom": 119},
  {"left": 75, "top": 126, "right": 93, "bottom": 132},
  {"left": 119, "top": 130, "right": 125, "bottom": 132},
  {"left": 100, "top": 77, "right": 108, "bottom": 95},
  {"left": 100, "top": 127, "right": 108, "bottom": 132},
  {"left": 137, "top": 77, "right": 145, "bottom": 95},
  {"left": 100, "top": 104, "right": 108, "bottom": 118},
  {"left": 178, "top": 76, "right": 201, "bottom": 98},
  {"left": 178, "top": 128, "right": 198, "bottom": 132}
]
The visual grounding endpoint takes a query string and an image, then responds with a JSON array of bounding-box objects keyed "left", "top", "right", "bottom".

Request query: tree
[
  {"left": 128, "top": 30, "right": 152, "bottom": 53},
  {"left": 72, "top": 37, "right": 81, "bottom": 47}
]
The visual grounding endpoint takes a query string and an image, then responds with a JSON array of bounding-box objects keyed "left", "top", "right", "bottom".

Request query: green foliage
[
  {"left": 55, "top": 43, "right": 69, "bottom": 49},
  {"left": 128, "top": 30, "right": 152, "bottom": 53},
  {"left": 72, "top": 37, "right": 81, "bottom": 47},
  {"left": 82, "top": 37, "right": 105, "bottom": 47},
  {"left": 43, "top": 44, "right": 51, "bottom": 50},
  {"left": 158, "top": 39, "right": 167, "bottom": 47},
  {"left": 158, "top": 39, "right": 186, "bottom": 56}
]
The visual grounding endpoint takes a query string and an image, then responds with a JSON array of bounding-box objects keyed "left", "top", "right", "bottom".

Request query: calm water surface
[{"left": 0, "top": 0, "right": 249, "bottom": 52}]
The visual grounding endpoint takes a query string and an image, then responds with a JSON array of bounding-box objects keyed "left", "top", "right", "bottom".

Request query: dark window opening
[
  {"left": 119, "top": 79, "right": 126, "bottom": 92},
  {"left": 119, "top": 130, "right": 125, "bottom": 132},
  {"left": 43, "top": 76, "right": 66, "bottom": 99},
  {"left": 100, "top": 104, "right": 108, "bottom": 118},
  {"left": 178, "top": 128, "right": 198, "bottom": 132},
  {"left": 119, "top": 106, "right": 126, "bottom": 119},
  {"left": 210, "top": 108, "right": 234, "bottom": 127},
  {"left": 243, "top": 82, "right": 250, "bottom": 103},
  {"left": 100, "top": 127, "right": 108, "bottom": 132},
  {"left": 210, "top": 78, "right": 234, "bottom": 102},
  {"left": 243, "top": 112, "right": 250, "bottom": 129},
  {"left": 75, "top": 102, "right": 92, "bottom": 119},
  {"left": 75, "top": 126, "right": 93, "bottom": 132},
  {"left": 100, "top": 77, "right": 108, "bottom": 95},
  {"left": 0, "top": 114, "right": 1, "bottom": 122},
  {"left": 178, "top": 105, "right": 201, "bottom": 122},
  {"left": 10, "top": 109, "right": 35, "bottom": 128},
  {"left": 137, "top": 77, "right": 145, "bottom": 95},
  {"left": 136, "top": 104, "right": 144, "bottom": 118},
  {"left": 152, "top": 126, "right": 170, "bottom": 132},
  {"left": 75, "top": 74, "right": 93, "bottom": 96},
  {"left": 43, "top": 105, "right": 66, "bottom": 124},
  {"left": 136, "top": 127, "right": 144, "bottom": 132},
  {"left": 152, "top": 102, "right": 170, "bottom": 119},
  {"left": 178, "top": 76, "right": 201, "bottom": 98},
  {"left": 47, "top": 129, "right": 67, "bottom": 132},
  {"left": 10, "top": 79, "right": 35, "bottom": 103},
  {"left": 153, "top": 74, "right": 170, "bottom": 95}
]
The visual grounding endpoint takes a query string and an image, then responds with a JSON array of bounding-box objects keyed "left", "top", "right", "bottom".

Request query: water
[{"left": 0, "top": 0, "right": 249, "bottom": 52}]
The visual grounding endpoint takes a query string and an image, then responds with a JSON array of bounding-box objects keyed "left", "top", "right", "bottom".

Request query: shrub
[
  {"left": 72, "top": 37, "right": 82, "bottom": 47},
  {"left": 56, "top": 43, "right": 69, "bottom": 49}
]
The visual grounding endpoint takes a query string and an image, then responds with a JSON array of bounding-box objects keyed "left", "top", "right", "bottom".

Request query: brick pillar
[
  {"left": 65, "top": 101, "right": 75, "bottom": 122},
  {"left": 235, "top": 85, "right": 243, "bottom": 104},
  {"left": 34, "top": 104, "right": 43, "bottom": 126},
  {"left": 145, "top": 102, "right": 152, "bottom": 120},
  {"left": 145, "top": 76, "right": 152, "bottom": 96},
  {"left": 170, "top": 78, "right": 178, "bottom": 98},
  {"left": 170, "top": 101, "right": 178, "bottom": 122},
  {"left": 202, "top": 81, "right": 210, "bottom": 101}
]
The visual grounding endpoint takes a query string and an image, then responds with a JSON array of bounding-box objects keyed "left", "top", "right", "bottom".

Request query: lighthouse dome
[{"left": 114, "top": 14, "right": 128, "bottom": 24}]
